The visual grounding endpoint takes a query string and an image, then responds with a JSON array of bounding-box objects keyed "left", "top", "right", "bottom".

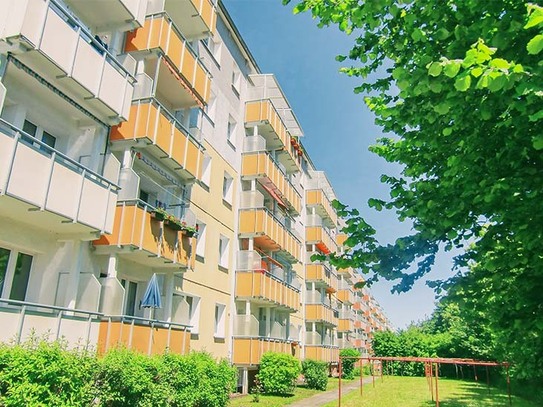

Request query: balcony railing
[
  {"left": 110, "top": 98, "right": 203, "bottom": 181},
  {"left": 305, "top": 264, "right": 337, "bottom": 292},
  {"left": 241, "top": 151, "right": 301, "bottom": 214},
  {"left": 148, "top": 0, "right": 217, "bottom": 38},
  {"left": 0, "top": 0, "right": 135, "bottom": 123},
  {"left": 338, "top": 318, "right": 354, "bottom": 333},
  {"left": 338, "top": 289, "right": 355, "bottom": 305},
  {"left": 236, "top": 252, "right": 300, "bottom": 312},
  {"left": 125, "top": 12, "right": 211, "bottom": 105},
  {"left": 93, "top": 199, "right": 194, "bottom": 269},
  {"left": 62, "top": 0, "right": 147, "bottom": 31},
  {"left": 0, "top": 119, "right": 118, "bottom": 234},
  {"left": 306, "top": 223, "right": 336, "bottom": 255},
  {"left": 305, "top": 294, "right": 337, "bottom": 326},
  {"left": 0, "top": 298, "right": 190, "bottom": 356},
  {"left": 239, "top": 208, "right": 301, "bottom": 262},
  {"left": 306, "top": 189, "right": 338, "bottom": 227},
  {"left": 244, "top": 99, "right": 300, "bottom": 172}
]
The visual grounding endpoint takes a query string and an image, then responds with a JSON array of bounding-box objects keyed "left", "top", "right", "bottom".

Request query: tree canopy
[{"left": 284, "top": 0, "right": 543, "bottom": 379}]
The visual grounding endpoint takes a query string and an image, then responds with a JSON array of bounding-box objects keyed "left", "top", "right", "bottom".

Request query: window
[
  {"left": 214, "top": 303, "right": 226, "bottom": 338},
  {"left": 186, "top": 295, "right": 201, "bottom": 334},
  {"left": 206, "top": 92, "right": 217, "bottom": 124},
  {"left": 22, "top": 120, "right": 57, "bottom": 150},
  {"left": 231, "top": 66, "right": 241, "bottom": 96},
  {"left": 0, "top": 247, "right": 33, "bottom": 301},
  {"left": 202, "top": 37, "right": 222, "bottom": 66},
  {"left": 222, "top": 172, "right": 233, "bottom": 204},
  {"left": 121, "top": 279, "right": 139, "bottom": 317},
  {"left": 218, "top": 235, "right": 230, "bottom": 269},
  {"left": 195, "top": 221, "right": 206, "bottom": 258},
  {"left": 226, "top": 116, "right": 236, "bottom": 146},
  {"left": 201, "top": 153, "right": 212, "bottom": 187}
]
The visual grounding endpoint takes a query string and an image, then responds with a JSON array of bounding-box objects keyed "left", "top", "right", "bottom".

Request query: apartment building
[{"left": 0, "top": 0, "right": 389, "bottom": 393}]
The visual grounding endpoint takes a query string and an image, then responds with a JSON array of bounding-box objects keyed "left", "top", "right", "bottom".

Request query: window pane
[
  {"left": 0, "top": 247, "right": 11, "bottom": 296},
  {"left": 10, "top": 252, "right": 32, "bottom": 301},
  {"left": 126, "top": 281, "right": 137, "bottom": 316},
  {"left": 41, "top": 132, "right": 56, "bottom": 149},
  {"left": 22, "top": 120, "right": 37, "bottom": 137}
]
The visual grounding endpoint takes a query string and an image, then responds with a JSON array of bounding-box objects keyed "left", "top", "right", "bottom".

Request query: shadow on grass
[{"left": 422, "top": 381, "right": 512, "bottom": 406}]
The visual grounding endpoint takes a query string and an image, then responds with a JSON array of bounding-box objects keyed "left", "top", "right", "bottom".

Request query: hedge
[
  {"left": 301, "top": 359, "right": 328, "bottom": 390},
  {"left": 257, "top": 352, "right": 301, "bottom": 395},
  {"left": 0, "top": 338, "right": 236, "bottom": 407}
]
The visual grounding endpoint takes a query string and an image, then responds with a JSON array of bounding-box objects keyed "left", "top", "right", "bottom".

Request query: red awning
[
  {"left": 161, "top": 57, "right": 204, "bottom": 109},
  {"left": 261, "top": 182, "right": 288, "bottom": 209}
]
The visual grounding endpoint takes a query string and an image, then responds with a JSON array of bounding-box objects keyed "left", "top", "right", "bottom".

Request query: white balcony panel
[
  {"left": 62, "top": 0, "right": 147, "bottom": 31},
  {"left": 0, "top": 0, "right": 134, "bottom": 124},
  {"left": 0, "top": 122, "right": 118, "bottom": 234}
]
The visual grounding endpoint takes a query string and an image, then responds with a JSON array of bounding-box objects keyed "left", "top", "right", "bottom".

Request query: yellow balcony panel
[
  {"left": 306, "top": 189, "right": 338, "bottom": 227},
  {"left": 337, "top": 289, "right": 355, "bottom": 305},
  {"left": 0, "top": 119, "right": 118, "bottom": 234},
  {"left": 337, "top": 266, "right": 354, "bottom": 279},
  {"left": 93, "top": 201, "right": 194, "bottom": 269},
  {"left": 304, "top": 346, "right": 339, "bottom": 364},
  {"left": 110, "top": 99, "right": 202, "bottom": 181},
  {"left": 62, "top": 0, "right": 147, "bottom": 31},
  {"left": 305, "top": 264, "right": 337, "bottom": 293},
  {"left": 336, "top": 233, "right": 348, "bottom": 247},
  {"left": 232, "top": 337, "right": 298, "bottom": 365},
  {"left": 306, "top": 226, "right": 336, "bottom": 255},
  {"left": 239, "top": 209, "right": 301, "bottom": 262},
  {"left": 244, "top": 100, "right": 300, "bottom": 173},
  {"left": 162, "top": 0, "right": 217, "bottom": 38},
  {"left": 97, "top": 318, "right": 190, "bottom": 356},
  {"left": 235, "top": 271, "right": 300, "bottom": 312},
  {"left": 305, "top": 304, "right": 338, "bottom": 327},
  {"left": 241, "top": 152, "right": 301, "bottom": 214},
  {"left": 338, "top": 319, "right": 354, "bottom": 333},
  {"left": 0, "top": 0, "right": 135, "bottom": 124},
  {"left": 125, "top": 14, "right": 211, "bottom": 105}
]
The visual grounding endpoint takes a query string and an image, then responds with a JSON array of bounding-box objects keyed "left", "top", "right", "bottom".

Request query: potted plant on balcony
[
  {"left": 164, "top": 214, "right": 183, "bottom": 231},
  {"left": 181, "top": 223, "right": 199, "bottom": 238},
  {"left": 151, "top": 207, "right": 168, "bottom": 221}
]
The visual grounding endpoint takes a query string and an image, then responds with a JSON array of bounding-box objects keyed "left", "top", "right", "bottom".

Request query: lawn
[
  {"left": 229, "top": 377, "right": 349, "bottom": 407},
  {"left": 323, "top": 376, "right": 540, "bottom": 407}
]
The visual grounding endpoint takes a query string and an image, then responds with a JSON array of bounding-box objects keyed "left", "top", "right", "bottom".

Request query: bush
[
  {"left": 340, "top": 348, "right": 361, "bottom": 379},
  {"left": 302, "top": 359, "right": 328, "bottom": 390},
  {"left": 258, "top": 352, "right": 301, "bottom": 395},
  {"left": 0, "top": 336, "right": 97, "bottom": 407}
]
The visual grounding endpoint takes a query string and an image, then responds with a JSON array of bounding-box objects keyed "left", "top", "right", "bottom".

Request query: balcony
[
  {"left": 306, "top": 189, "right": 337, "bottom": 227},
  {"left": 241, "top": 151, "right": 301, "bottom": 214},
  {"left": 337, "top": 337, "right": 354, "bottom": 349},
  {"left": 239, "top": 207, "right": 301, "bottom": 262},
  {"left": 93, "top": 200, "right": 194, "bottom": 269},
  {"left": 337, "top": 288, "right": 355, "bottom": 305},
  {"left": 110, "top": 98, "right": 203, "bottom": 181},
  {"left": 232, "top": 315, "right": 299, "bottom": 365},
  {"left": 97, "top": 315, "right": 190, "bottom": 356},
  {"left": 337, "top": 266, "right": 354, "bottom": 279},
  {"left": 0, "top": 0, "right": 135, "bottom": 124},
  {"left": 235, "top": 251, "right": 301, "bottom": 312},
  {"left": 62, "top": 0, "right": 147, "bottom": 31},
  {"left": 305, "top": 291, "right": 337, "bottom": 326},
  {"left": 305, "top": 332, "right": 339, "bottom": 363},
  {"left": 338, "top": 318, "right": 354, "bottom": 333},
  {"left": 0, "top": 119, "right": 118, "bottom": 234},
  {"left": 125, "top": 13, "right": 211, "bottom": 106},
  {"left": 244, "top": 100, "right": 300, "bottom": 172},
  {"left": 305, "top": 262, "right": 337, "bottom": 293},
  {"left": 156, "top": 0, "right": 217, "bottom": 38},
  {"left": 306, "top": 216, "right": 336, "bottom": 254}
]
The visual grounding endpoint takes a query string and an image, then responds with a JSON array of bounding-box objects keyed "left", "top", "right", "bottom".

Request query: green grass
[
  {"left": 229, "top": 377, "right": 350, "bottom": 407},
  {"left": 323, "top": 376, "right": 540, "bottom": 407}
]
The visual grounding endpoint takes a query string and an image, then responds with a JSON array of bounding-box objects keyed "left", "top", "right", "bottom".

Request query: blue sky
[{"left": 222, "top": 0, "right": 456, "bottom": 328}]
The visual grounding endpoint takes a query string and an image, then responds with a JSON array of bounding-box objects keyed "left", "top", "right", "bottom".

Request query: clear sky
[{"left": 222, "top": 0, "right": 456, "bottom": 329}]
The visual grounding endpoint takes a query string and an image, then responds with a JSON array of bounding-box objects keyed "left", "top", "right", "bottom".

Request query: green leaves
[
  {"left": 526, "top": 34, "right": 543, "bottom": 54},
  {"left": 454, "top": 74, "right": 471, "bottom": 91}
]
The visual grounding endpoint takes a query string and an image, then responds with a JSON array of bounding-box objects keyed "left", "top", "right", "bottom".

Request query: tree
[{"left": 285, "top": 0, "right": 543, "bottom": 379}]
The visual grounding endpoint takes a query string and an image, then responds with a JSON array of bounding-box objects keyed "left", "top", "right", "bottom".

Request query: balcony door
[{"left": 0, "top": 246, "right": 33, "bottom": 302}]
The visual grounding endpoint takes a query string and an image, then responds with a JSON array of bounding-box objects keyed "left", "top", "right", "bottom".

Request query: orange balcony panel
[
  {"left": 239, "top": 209, "right": 301, "bottom": 262},
  {"left": 306, "top": 264, "right": 337, "bottom": 292},
  {"left": 233, "top": 338, "right": 298, "bottom": 365},
  {"left": 337, "top": 289, "right": 355, "bottom": 304},
  {"left": 125, "top": 15, "right": 210, "bottom": 104},
  {"left": 306, "top": 227, "right": 336, "bottom": 254},
  {"left": 236, "top": 271, "right": 300, "bottom": 312},
  {"left": 305, "top": 346, "right": 339, "bottom": 364},
  {"left": 338, "top": 319, "right": 354, "bottom": 333},
  {"left": 94, "top": 202, "right": 193, "bottom": 268},
  {"left": 306, "top": 189, "right": 337, "bottom": 227},
  {"left": 97, "top": 320, "right": 190, "bottom": 355},
  {"left": 111, "top": 101, "right": 202, "bottom": 181},
  {"left": 305, "top": 304, "right": 337, "bottom": 326},
  {"left": 242, "top": 153, "right": 301, "bottom": 214}
]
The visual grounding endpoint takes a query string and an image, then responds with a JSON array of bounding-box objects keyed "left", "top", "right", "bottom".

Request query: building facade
[{"left": 0, "top": 0, "right": 389, "bottom": 393}]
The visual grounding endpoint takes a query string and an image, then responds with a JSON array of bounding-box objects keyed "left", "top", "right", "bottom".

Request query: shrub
[
  {"left": 302, "top": 359, "right": 328, "bottom": 390},
  {"left": 0, "top": 336, "right": 97, "bottom": 407},
  {"left": 340, "top": 348, "right": 361, "bottom": 379},
  {"left": 258, "top": 352, "right": 301, "bottom": 395}
]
